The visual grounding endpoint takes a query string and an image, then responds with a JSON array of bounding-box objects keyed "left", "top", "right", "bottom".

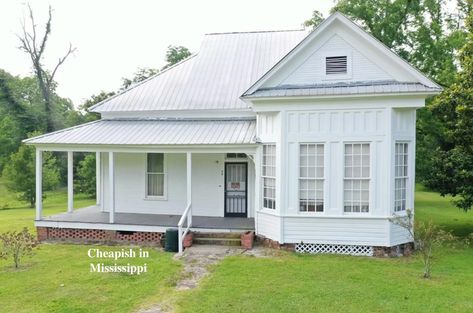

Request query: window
[
  {"left": 394, "top": 143, "right": 408, "bottom": 212},
  {"left": 226, "top": 153, "right": 247, "bottom": 159},
  {"left": 299, "top": 144, "right": 324, "bottom": 212},
  {"left": 344, "top": 143, "right": 370, "bottom": 213},
  {"left": 326, "top": 56, "right": 347, "bottom": 75},
  {"left": 146, "top": 153, "right": 165, "bottom": 197},
  {"left": 262, "top": 144, "right": 276, "bottom": 210}
]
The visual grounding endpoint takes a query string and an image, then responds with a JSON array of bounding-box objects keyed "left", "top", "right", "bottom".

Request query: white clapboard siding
[
  {"left": 257, "top": 212, "right": 282, "bottom": 242},
  {"left": 280, "top": 34, "right": 393, "bottom": 86},
  {"left": 283, "top": 217, "right": 389, "bottom": 246}
]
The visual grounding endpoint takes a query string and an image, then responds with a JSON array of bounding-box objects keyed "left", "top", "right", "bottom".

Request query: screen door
[{"left": 224, "top": 163, "right": 247, "bottom": 217}]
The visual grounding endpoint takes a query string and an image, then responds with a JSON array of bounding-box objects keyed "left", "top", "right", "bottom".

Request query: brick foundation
[
  {"left": 256, "top": 235, "right": 413, "bottom": 257},
  {"left": 373, "top": 242, "right": 414, "bottom": 257},
  {"left": 37, "top": 227, "right": 164, "bottom": 246},
  {"left": 255, "top": 235, "right": 295, "bottom": 251}
]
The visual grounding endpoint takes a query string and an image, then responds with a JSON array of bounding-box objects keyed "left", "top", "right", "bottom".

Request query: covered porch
[
  {"left": 37, "top": 205, "right": 255, "bottom": 232},
  {"left": 24, "top": 118, "right": 260, "bottom": 252}
]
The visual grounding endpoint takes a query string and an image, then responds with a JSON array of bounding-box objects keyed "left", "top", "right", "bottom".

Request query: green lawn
[
  {"left": 1, "top": 178, "right": 472, "bottom": 313},
  {"left": 0, "top": 179, "right": 182, "bottom": 312},
  {"left": 175, "top": 185, "right": 473, "bottom": 313}
]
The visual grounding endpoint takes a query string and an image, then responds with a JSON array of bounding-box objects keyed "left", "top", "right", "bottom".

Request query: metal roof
[
  {"left": 24, "top": 119, "right": 256, "bottom": 145},
  {"left": 243, "top": 81, "right": 441, "bottom": 99},
  {"left": 91, "top": 30, "right": 308, "bottom": 113}
]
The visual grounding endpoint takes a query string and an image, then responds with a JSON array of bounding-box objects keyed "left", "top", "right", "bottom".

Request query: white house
[{"left": 25, "top": 13, "right": 441, "bottom": 255}]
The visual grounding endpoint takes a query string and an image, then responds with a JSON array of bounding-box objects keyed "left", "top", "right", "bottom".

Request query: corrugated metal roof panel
[
  {"left": 91, "top": 30, "right": 308, "bottom": 113},
  {"left": 24, "top": 119, "right": 256, "bottom": 145},
  {"left": 244, "top": 82, "right": 441, "bottom": 99}
]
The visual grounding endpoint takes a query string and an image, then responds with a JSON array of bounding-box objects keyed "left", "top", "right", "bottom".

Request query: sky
[{"left": 0, "top": 0, "right": 333, "bottom": 106}]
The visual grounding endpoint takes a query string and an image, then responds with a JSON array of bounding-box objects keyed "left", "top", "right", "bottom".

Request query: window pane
[
  {"left": 147, "top": 173, "right": 164, "bottom": 196},
  {"left": 299, "top": 143, "right": 324, "bottom": 212},
  {"left": 147, "top": 153, "right": 164, "bottom": 173}
]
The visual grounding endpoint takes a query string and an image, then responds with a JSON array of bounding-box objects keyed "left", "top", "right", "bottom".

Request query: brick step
[
  {"left": 192, "top": 232, "right": 243, "bottom": 239},
  {"left": 193, "top": 237, "right": 241, "bottom": 246}
]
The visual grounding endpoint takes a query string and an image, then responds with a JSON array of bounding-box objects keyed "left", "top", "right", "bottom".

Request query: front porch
[{"left": 37, "top": 205, "right": 255, "bottom": 233}]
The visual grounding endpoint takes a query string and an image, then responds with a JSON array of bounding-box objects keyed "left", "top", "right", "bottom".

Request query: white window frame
[
  {"left": 322, "top": 50, "right": 352, "bottom": 80},
  {"left": 262, "top": 144, "right": 276, "bottom": 210},
  {"left": 394, "top": 142, "right": 409, "bottom": 212},
  {"left": 299, "top": 143, "right": 325, "bottom": 213},
  {"left": 343, "top": 143, "right": 370, "bottom": 214},
  {"left": 145, "top": 153, "right": 167, "bottom": 200}
]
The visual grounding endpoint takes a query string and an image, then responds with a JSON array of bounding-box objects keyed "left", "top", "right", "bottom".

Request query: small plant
[
  {"left": 390, "top": 210, "right": 456, "bottom": 278},
  {"left": 0, "top": 228, "right": 38, "bottom": 268}
]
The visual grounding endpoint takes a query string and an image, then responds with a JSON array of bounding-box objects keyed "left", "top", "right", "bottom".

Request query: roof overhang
[{"left": 24, "top": 119, "right": 258, "bottom": 149}]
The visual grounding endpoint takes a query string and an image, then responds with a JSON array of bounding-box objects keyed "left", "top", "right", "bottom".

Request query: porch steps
[{"left": 192, "top": 232, "right": 243, "bottom": 247}]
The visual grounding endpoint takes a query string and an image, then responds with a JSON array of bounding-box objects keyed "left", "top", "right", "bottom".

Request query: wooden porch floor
[{"left": 39, "top": 206, "right": 255, "bottom": 231}]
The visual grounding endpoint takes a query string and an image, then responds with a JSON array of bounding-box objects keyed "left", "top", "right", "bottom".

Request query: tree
[
  {"left": 18, "top": 5, "right": 76, "bottom": 132},
  {"left": 75, "top": 154, "right": 96, "bottom": 197},
  {"left": 0, "top": 228, "right": 38, "bottom": 269},
  {"left": 121, "top": 68, "right": 159, "bottom": 90},
  {"left": 120, "top": 45, "right": 191, "bottom": 90},
  {"left": 163, "top": 45, "right": 191, "bottom": 69},
  {"left": 2, "top": 142, "right": 60, "bottom": 207},
  {"left": 302, "top": 10, "right": 325, "bottom": 29},
  {"left": 425, "top": 4, "right": 473, "bottom": 211}
]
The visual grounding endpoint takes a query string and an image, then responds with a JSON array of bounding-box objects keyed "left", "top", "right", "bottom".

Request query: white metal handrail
[{"left": 178, "top": 202, "right": 192, "bottom": 253}]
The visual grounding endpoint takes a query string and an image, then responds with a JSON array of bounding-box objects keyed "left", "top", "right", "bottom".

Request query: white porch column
[
  {"left": 108, "top": 152, "right": 115, "bottom": 223},
  {"left": 186, "top": 152, "right": 192, "bottom": 205},
  {"left": 96, "top": 152, "right": 101, "bottom": 206},
  {"left": 35, "top": 149, "right": 42, "bottom": 220},
  {"left": 67, "top": 151, "right": 74, "bottom": 213}
]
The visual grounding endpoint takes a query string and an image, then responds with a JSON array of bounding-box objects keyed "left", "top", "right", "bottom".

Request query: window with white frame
[
  {"left": 262, "top": 144, "right": 276, "bottom": 210},
  {"left": 394, "top": 142, "right": 408, "bottom": 212},
  {"left": 299, "top": 143, "right": 324, "bottom": 212},
  {"left": 146, "top": 153, "right": 165, "bottom": 197},
  {"left": 344, "top": 143, "right": 370, "bottom": 213}
]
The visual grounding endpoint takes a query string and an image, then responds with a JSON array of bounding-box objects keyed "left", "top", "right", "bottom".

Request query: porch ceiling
[
  {"left": 40, "top": 206, "right": 255, "bottom": 231},
  {"left": 23, "top": 118, "right": 256, "bottom": 146}
]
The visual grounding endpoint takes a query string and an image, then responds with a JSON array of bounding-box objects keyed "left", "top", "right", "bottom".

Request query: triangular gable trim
[{"left": 242, "top": 12, "right": 441, "bottom": 97}]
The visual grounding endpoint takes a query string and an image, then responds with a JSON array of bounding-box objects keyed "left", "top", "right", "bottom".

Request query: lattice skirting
[{"left": 295, "top": 243, "right": 374, "bottom": 256}]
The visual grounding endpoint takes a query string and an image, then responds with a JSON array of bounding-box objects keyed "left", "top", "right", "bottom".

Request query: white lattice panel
[{"left": 295, "top": 243, "right": 373, "bottom": 256}]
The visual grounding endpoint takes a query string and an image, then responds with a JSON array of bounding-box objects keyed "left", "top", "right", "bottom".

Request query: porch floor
[{"left": 39, "top": 206, "right": 255, "bottom": 231}]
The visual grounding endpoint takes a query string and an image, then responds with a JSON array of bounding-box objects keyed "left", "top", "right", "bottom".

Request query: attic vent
[{"left": 326, "top": 56, "right": 347, "bottom": 75}]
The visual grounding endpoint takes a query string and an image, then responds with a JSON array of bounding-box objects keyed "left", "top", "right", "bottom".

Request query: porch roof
[{"left": 24, "top": 118, "right": 257, "bottom": 146}]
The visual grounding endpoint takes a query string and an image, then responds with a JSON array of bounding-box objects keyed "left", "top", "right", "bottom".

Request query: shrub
[
  {"left": 75, "top": 153, "right": 96, "bottom": 197},
  {"left": 0, "top": 227, "right": 38, "bottom": 268},
  {"left": 390, "top": 210, "right": 456, "bottom": 278}
]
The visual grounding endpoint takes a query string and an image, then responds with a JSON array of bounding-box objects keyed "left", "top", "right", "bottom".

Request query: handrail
[{"left": 178, "top": 202, "right": 192, "bottom": 253}]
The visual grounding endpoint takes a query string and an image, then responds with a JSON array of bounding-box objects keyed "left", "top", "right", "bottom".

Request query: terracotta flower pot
[
  {"left": 240, "top": 231, "right": 254, "bottom": 250},
  {"left": 183, "top": 232, "right": 193, "bottom": 248}
]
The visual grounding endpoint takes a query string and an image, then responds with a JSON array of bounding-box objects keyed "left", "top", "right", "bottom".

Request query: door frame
[{"left": 224, "top": 162, "right": 248, "bottom": 217}]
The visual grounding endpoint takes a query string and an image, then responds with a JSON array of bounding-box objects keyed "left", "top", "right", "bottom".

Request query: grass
[
  {"left": 175, "top": 185, "right": 473, "bottom": 313},
  {"left": 1, "top": 177, "right": 472, "bottom": 312},
  {"left": 0, "top": 178, "right": 182, "bottom": 313}
]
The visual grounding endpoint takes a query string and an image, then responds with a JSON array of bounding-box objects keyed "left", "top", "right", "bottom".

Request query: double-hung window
[
  {"left": 394, "top": 143, "right": 409, "bottom": 212},
  {"left": 262, "top": 144, "right": 276, "bottom": 210},
  {"left": 344, "top": 143, "right": 370, "bottom": 213},
  {"left": 146, "top": 153, "right": 165, "bottom": 198},
  {"left": 299, "top": 143, "right": 324, "bottom": 212}
]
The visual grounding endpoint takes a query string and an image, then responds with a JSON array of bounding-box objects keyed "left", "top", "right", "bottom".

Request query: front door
[{"left": 224, "top": 163, "right": 247, "bottom": 217}]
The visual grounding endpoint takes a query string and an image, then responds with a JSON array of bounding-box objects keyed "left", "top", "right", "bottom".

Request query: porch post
[
  {"left": 96, "top": 152, "right": 101, "bottom": 206},
  {"left": 186, "top": 152, "right": 192, "bottom": 205},
  {"left": 108, "top": 152, "right": 115, "bottom": 223},
  {"left": 67, "top": 151, "right": 74, "bottom": 213},
  {"left": 35, "top": 148, "right": 42, "bottom": 220}
]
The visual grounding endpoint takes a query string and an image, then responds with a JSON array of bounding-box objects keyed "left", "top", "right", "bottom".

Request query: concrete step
[{"left": 193, "top": 237, "right": 241, "bottom": 246}]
